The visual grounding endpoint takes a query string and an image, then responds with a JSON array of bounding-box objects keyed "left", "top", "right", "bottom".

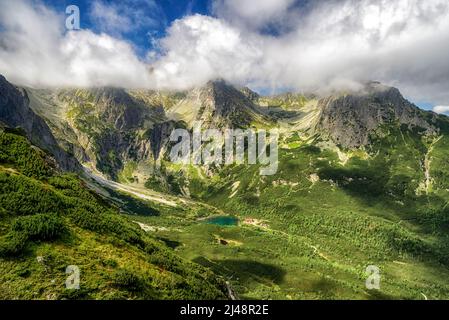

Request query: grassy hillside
[
  {"left": 0, "top": 129, "right": 227, "bottom": 300},
  {"left": 130, "top": 122, "right": 449, "bottom": 299}
]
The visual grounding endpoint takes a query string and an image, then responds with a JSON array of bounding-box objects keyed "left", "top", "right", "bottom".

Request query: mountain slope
[
  {"left": 27, "top": 87, "right": 179, "bottom": 180},
  {"left": 0, "top": 129, "right": 227, "bottom": 299},
  {"left": 0, "top": 75, "right": 78, "bottom": 171}
]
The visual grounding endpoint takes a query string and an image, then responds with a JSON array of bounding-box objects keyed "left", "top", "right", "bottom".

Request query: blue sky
[
  {"left": 43, "top": 0, "right": 211, "bottom": 55},
  {"left": 415, "top": 102, "right": 434, "bottom": 111}
]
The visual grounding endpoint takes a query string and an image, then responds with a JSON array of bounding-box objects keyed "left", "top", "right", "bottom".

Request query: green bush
[
  {"left": 0, "top": 232, "right": 28, "bottom": 257},
  {"left": 113, "top": 270, "right": 146, "bottom": 292},
  {"left": 69, "top": 209, "right": 145, "bottom": 247},
  {"left": 12, "top": 213, "right": 67, "bottom": 241},
  {"left": 0, "top": 132, "right": 52, "bottom": 178},
  {"left": 0, "top": 173, "right": 64, "bottom": 216}
]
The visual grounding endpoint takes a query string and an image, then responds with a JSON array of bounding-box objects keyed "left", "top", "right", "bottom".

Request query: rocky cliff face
[
  {"left": 167, "top": 80, "right": 269, "bottom": 128},
  {"left": 314, "top": 82, "right": 439, "bottom": 148},
  {"left": 88, "top": 87, "right": 157, "bottom": 130},
  {"left": 0, "top": 75, "right": 79, "bottom": 171},
  {"left": 240, "top": 87, "right": 260, "bottom": 102},
  {"left": 51, "top": 88, "right": 177, "bottom": 179}
]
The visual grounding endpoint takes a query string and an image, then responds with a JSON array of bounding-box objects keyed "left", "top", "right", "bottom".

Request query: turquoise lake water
[{"left": 204, "top": 216, "right": 239, "bottom": 226}]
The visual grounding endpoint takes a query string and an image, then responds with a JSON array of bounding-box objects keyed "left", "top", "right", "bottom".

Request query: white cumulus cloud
[
  {"left": 150, "top": 14, "right": 264, "bottom": 90},
  {"left": 433, "top": 106, "right": 449, "bottom": 114},
  {"left": 0, "top": 0, "right": 151, "bottom": 88}
]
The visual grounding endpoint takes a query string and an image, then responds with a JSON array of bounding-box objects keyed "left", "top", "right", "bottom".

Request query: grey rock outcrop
[
  {"left": 314, "top": 82, "right": 439, "bottom": 148},
  {"left": 0, "top": 75, "right": 79, "bottom": 171},
  {"left": 168, "top": 80, "right": 269, "bottom": 128}
]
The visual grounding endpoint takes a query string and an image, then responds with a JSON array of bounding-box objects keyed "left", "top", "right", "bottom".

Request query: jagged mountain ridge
[
  {"left": 166, "top": 80, "right": 271, "bottom": 128},
  {"left": 314, "top": 82, "right": 440, "bottom": 148},
  {"left": 11, "top": 79, "right": 274, "bottom": 180},
  {"left": 2, "top": 74, "right": 448, "bottom": 181}
]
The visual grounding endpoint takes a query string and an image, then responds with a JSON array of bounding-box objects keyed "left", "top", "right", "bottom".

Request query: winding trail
[
  {"left": 82, "top": 166, "right": 178, "bottom": 207},
  {"left": 423, "top": 136, "right": 442, "bottom": 195}
]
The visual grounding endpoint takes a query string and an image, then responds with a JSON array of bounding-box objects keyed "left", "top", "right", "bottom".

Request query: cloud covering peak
[{"left": 1, "top": 0, "right": 449, "bottom": 106}]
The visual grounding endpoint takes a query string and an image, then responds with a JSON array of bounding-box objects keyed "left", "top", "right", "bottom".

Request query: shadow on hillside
[
  {"left": 156, "top": 237, "right": 182, "bottom": 249},
  {"left": 364, "top": 289, "right": 397, "bottom": 300},
  {"left": 319, "top": 162, "right": 449, "bottom": 268},
  {"left": 193, "top": 257, "right": 286, "bottom": 285},
  {"left": 105, "top": 186, "right": 160, "bottom": 216},
  {"left": 318, "top": 165, "right": 390, "bottom": 206}
]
